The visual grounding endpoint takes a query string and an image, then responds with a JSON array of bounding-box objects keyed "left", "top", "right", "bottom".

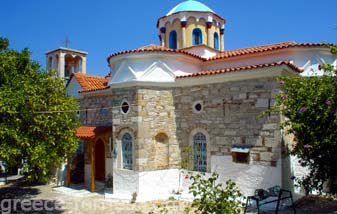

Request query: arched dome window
[
  {"left": 169, "top": 30, "right": 178, "bottom": 49},
  {"left": 214, "top": 32, "right": 219, "bottom": 50},
  {"left": 192, "top": 28, "right": 202, "bottom": 45}
]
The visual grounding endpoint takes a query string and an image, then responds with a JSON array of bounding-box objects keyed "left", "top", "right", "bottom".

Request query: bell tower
[{"left": 45, "top": 47, "right": 88, "bottom": 80}]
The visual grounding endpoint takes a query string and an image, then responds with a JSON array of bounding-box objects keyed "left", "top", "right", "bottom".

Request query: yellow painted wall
[
  {"left": 210, "top": 20, "right": 221, "bottom": 50},
  {"left": 165, "top": 21, "right": 172, "bottom": 48},
  {"left": 186, "top": 17, "right": 207, "bottom": 47},
  {"left": 161, "top": 16, "right": 223, "bottom": 50},
  {"left": 164, "top": 18, "right": 182, "bottom": 49}
]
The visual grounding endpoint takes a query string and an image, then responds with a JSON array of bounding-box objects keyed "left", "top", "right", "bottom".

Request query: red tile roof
[
  {"left": 75, "top": 126, "right": 111, "bottom": 140},
  {"left": 106, "top": 44, "right": 203, "bottom": 62},
  {"left": 209, "top": 42, "right": 333, "bottom": 61},
  {"left": 70, "top": 73, "right": 109, "bottom": 93},
  {"left": 177, "top": 61, "right": 303, "bottom": 79}
]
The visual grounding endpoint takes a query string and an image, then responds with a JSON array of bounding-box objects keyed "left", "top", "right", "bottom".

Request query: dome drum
[{"left": 157, "top": 1, "right": 225, "bottom": 51}]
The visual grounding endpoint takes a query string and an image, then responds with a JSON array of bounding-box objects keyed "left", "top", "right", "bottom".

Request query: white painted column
[
  {"left": 181, "top": 21, "right": 187, "bottom": 48},
  {"left": 52, "top": 55, "right": 56, "bottom": 70},
  {"left": 160, "top": 33, "right": 165, "bottom": 47},
  {"left": 82, "top": 57, "right": 87, "bottom": 74},
  {"left": 46, "top": 56, "right": 49, "bottom": 71},
  {"left": 207, "top": 22, "right": 213, "bottom": 47},
  {"left": 160, "top": 27, "right": 166, "bottom": 47},
  {"left": 58, "top": 52, "right": 65, "bottom": 78},
  {"left": 220, "top": 29, "right": 225, "bottom": 51}
]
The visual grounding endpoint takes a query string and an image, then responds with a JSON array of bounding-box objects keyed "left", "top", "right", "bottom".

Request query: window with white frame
[
  {"left": 121, "top": 100, "right": 130, "bottom": 114},
  {"left": 122, "top": 133, "right": 133, "bottom": 170},
  {"left": 193, "top": 132, "right": 207, "bottom": 172}
]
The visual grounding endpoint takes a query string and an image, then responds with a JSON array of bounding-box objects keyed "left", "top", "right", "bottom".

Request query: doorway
[{"left": 95, "top": 139, "right": 105, "bottom": 181}]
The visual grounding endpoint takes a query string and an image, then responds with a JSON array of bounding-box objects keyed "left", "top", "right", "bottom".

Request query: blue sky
[{"left": 1, "top": 0, "right": 337, "bottom": 76}]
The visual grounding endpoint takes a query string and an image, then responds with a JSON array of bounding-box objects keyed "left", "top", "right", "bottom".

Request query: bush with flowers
[{"left": 271, "top": 47, "right": 337, "bottom": 194}]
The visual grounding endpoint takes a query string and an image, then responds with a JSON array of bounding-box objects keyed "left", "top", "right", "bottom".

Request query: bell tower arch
[{"left": 45, "top": 47, "right": 88, "bottom": 80}]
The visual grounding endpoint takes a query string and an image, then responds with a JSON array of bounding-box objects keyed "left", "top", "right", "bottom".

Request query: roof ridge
[
  {"left": 209, "top": 41, "right": 333, "bottom": 61},
  {"left": 225, "top": 41, "right": 297, "bottom": 52},
  {"left": 106, "top": 44, "right": 204, "bottom": 62},
  {"left": 177, "top": 60, "right": 303, "bottom": 79}
]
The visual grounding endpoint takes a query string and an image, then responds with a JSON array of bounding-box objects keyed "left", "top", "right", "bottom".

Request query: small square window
[
  {"left": 232, "top": 152, "right": 249, "bottom": 164},
  {"left": 231, "top": 144, "right": 251, "bottom": 164}
]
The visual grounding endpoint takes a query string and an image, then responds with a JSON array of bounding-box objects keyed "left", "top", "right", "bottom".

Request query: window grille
[
  {"left": 193, "top": 132, "right": 207, "bottom": 172},
  {"left": 122, "top": 133, "right": 133, "bottom": 170}
]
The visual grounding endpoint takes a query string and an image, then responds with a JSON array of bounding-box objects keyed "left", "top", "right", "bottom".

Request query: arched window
[
  {"left": 122, "top": 133, "right": 133, "bottom": 170},
  {"left": 214, "top": 32, "right": 219, "bottom": 50},
  {"left": 169, "top": 31, "right": 177, "bottom": 49},
  {"left": 154, "top": 133, "right": 169, "bottom": 169},
  {"left": 192, "top": 28, "right": 202, "bottom": 45},
  {"left": 193, "top": 132, "right": 207, "bottom": 172}
]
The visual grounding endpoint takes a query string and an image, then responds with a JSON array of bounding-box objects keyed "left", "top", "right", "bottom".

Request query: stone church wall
[
  {"left": 173, "top": 77, "right": 282, "bottom": 169},
  {"left": 78, "top": 94, "right": 112, "bottom": 126}
]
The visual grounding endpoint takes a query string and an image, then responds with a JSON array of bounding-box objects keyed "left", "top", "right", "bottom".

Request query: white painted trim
[
  {"left": 231, "top": 148, "right": 250, "bottom": 153},
  {"left": 120, "top": 99, "right": 130, "bottom": 115},
  {"left": 108, "top": 67, "right": 296, "bottom": 89},
  {"left": 192, "top": 100, "right": 204, "bottom": 114},
  {"left": 109, "top": 52, "right": 202, "bottom": 65},
  {"left": 158, "top": 12, "right": 224, "bottom": 29},
  {"left": 176, "top": 67, "right": 296, "bottom": 87}
]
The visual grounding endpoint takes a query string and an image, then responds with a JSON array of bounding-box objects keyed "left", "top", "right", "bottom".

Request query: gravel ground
[{"left": 0, "top": 177, "right": 336, "bottom": 214}]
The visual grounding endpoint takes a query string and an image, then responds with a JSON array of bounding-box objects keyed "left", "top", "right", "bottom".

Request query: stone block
[
  {"left": 230, "top": 87, "right": 240, "bottom": 91},
  {"left": 224, "top": 129, "right": 237, "bottom": 136},
  {"left": 255, "top": 99, "right": 269, "bottom": 108},
  {"left": 112, "top": 119, "right": 120, "bottom": 125},
  {"left": 248, "top": 93, "right": 258, "bottom": 99},
  {"left": 239, "top": 93, "right": 247, "bottom": 99},
  {"left": 159, "top": 112, "right": 168, "bottom": 117},
  {"left": 263, "top": 123, "right": 278, "bottom": 130},
  {"left": 131, "top": 116, "right": 142, "bottom": 123},
  {"left": 260, "top": 152, "right": 273, "bottom": 161},
  {"left": 265, "top": 138, "right": 275, "bottom": 147},
  {"left": 215, "top": 137, "right": 226, "bottom": 144}
]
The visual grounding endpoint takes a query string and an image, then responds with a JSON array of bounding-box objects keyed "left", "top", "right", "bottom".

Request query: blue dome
[{"left": 167, "top": 0, "right": 214, "bottom": 16}]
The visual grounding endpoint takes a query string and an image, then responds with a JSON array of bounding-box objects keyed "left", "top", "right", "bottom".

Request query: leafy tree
[
  {"left": 272, "top": 47, "right": 337, "bottom": 194},
  {"left": 189, "top": 172, "right": 245, "bottom": 214},
  {"left": 0, "top": 37, "right": 80, "bottom": 183}
]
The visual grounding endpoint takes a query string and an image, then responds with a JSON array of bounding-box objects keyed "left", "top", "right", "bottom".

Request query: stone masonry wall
[
  {"left": 111, "top": 77, "right": 281, "bottom": 173},
  {"left": 111, "top": 88, "right": 139, "bottom": 170},
  {"left": 136, "top": 88, "right": 180, "bottom": 171},
  {"left": 173, "top": 77, "right": 282, "bottom": 168},
  {"left": 79, "top": 94, "right": 112, "bottom": 126}
]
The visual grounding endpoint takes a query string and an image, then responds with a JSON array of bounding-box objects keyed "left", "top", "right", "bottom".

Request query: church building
[{"left": 46, "top": 0, "right": 337, "bottom": 201}]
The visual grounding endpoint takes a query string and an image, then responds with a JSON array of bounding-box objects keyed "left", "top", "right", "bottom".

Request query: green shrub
[{"left": 189, "top": 172, "right": 245, "bottom": 214}]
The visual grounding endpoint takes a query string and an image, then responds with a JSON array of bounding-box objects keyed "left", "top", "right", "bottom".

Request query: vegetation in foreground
[{"left": 0, "top": 37, "right": 80, "bottom": 183}]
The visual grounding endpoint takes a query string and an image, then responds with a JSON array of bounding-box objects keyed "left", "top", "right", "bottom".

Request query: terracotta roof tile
[
  {"left": 209, "top": 42, "right": 334, "bottom": 61},
  {"left": 75, "top": 126, "right": 111, "bottom": 140},
  {"left": 71, "top": 73, "right": 109, "bottom": 93},
  {"left": 107, "top": 44, "right": 203, "bottom": 62},
  {"left": 177, "top": 61, "right": 303, "bottom": 79}
]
